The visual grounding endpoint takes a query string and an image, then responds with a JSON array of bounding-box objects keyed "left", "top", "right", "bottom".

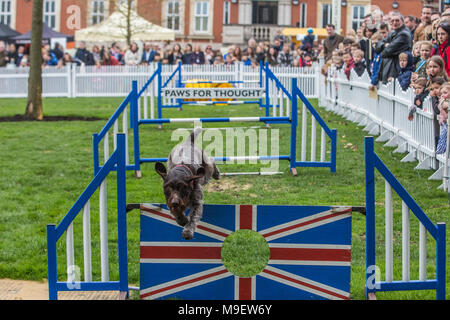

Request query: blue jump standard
[{"left": 139, "top": 116, "right": 290, "bottom": 124}]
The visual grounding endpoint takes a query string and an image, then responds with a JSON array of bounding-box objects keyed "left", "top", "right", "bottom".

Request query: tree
[
  {"left": 25, "top": 0, "right": 43, "bottom": 120},
  {"left": 112, "top": 0, "right": 164, "bottom": 47}
]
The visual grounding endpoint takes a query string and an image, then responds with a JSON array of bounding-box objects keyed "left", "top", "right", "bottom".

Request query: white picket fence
[
  {"left": 321, "top": 66, "right": 450, "bottom": 190},
  {"left": 0, "top": 63, "right": 320, "bottom": 99}
]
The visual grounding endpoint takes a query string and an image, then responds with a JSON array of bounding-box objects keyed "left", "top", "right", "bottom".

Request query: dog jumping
[{"left": 155, "top": 128, "right": 220, "bottom": 240}]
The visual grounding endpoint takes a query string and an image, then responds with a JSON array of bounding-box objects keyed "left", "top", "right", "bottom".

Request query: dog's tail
[{"left": 189, "top": 127, "right": 202, "bottom": 144}]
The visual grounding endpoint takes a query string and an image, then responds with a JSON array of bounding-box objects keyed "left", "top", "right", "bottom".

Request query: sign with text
[{"left": 161, "top": 88, "right": 265, "bottom": 99}]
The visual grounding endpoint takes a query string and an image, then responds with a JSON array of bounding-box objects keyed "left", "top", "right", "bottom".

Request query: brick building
[{"left": 0, "top": 0, "right": 443, "bottom": 46}]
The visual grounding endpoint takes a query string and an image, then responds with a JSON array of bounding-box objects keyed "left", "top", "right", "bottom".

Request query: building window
[
  {"left": 223, "top": 1, "right": 230, "bottom": 25},
  {"left": 91, "top": 0, "right": 106, "bottom": 25},
  {"left": 351, "top": 5, "right": 365, "bottom": 31},
  {"left": 43, "top": 0, "right": 56, "bottom": 29},
  {"left": 252, "top": 1, "right": 278, "bottom": 25},
  {"left": 321, "top": 3, "right": 332, "bottom": 28},
  {"left": 167, "top": 0, "right": 180, "bottom": 31},
  {"left": 194, "top": 1, "right": 209, "bottom": 33},
  {"left": 299, "top": 3, "right": 307, "bottom": 28},
  {"left": 0, "top": 0, "right": 11, "bottom": 26}
]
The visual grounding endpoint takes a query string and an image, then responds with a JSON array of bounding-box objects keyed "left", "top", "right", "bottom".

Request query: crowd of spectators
[
  {"left": 0, "top": 28, "right": 323, "bottom": 70},
  {"left": 322, "top": 3, "right": 450, "bottom": 155}
]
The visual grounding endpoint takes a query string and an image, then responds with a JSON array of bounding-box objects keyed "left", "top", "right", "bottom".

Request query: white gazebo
[{"left": 75, "top": 5, "right": 175, "bottom": 43}]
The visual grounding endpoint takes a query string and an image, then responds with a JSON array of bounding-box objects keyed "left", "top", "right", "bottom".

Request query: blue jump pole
[
  {"left": 364, "top": 136, "right": 377, "bottom": 300},
  {"left": 47, "top": 224, "right": 58, "bottom": 300},
  {"left": 116, "top": 134, "right": 129, "bottom": 299},
  {"left": 131, "top": 80, "right": 141, "bottom": 177}
]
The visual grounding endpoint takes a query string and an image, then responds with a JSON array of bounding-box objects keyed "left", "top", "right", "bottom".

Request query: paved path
[{"left": 0, "top": 279, "right": 120, "bottom": 300}]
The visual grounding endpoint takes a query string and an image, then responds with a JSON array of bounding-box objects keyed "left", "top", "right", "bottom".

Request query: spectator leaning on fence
[
  {"left": 353, "top": 49, "right": 366, "bottom": 77},
  {"left": 376, "top": 12, "right": 412, "bottom": 84},
  {"left": 75, "top": 41, "right": 95, "bottom": 66},
  {"left": 436, "top": 82, "right": 450, "bottom": 154},
  {"left": 397, "top": 52, "right": 414, "bottom": 91}
]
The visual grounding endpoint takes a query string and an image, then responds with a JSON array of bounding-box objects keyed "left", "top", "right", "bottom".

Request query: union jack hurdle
[{"left": 138, "top": 203, "right": 354, "bottom": 300}]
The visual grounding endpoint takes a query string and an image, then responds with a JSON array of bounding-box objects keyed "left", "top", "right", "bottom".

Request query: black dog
[{"left": 155, "top": 128, "right": 219, "bottom": 240}]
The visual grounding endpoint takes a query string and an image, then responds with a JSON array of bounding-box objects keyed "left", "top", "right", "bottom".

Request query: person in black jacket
[
  {"left": 376, "top": 12, "right": 412, "bottom": 84},
  {"left": 75, "top": 41, "right": 95, "bottom": 66}
]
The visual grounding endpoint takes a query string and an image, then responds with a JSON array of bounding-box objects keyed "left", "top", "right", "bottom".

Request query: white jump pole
[
  {"left": 82, "top": 200, "right": 92, "bottom": 282},
  {"left": 385, "top": 180, "right": 393, "bottom": 283},
  {"left": 401, "top": 201, "right": 410, "bottom": 282}
]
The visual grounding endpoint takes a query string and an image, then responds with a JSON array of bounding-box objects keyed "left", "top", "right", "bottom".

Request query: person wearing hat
[
  {"left": 302, "top": 28, "right": 315, "bottom": 50},
  {"left": 445, "top": 0, "right": 450, "bottom": 11}
]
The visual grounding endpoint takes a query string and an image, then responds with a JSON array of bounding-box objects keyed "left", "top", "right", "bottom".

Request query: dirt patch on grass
[
  {"left": 0, "top": 115, "right": 106, "bottom": 122},
  {"left": 205, "top": 178, "right": 252, "bottom": 193}
]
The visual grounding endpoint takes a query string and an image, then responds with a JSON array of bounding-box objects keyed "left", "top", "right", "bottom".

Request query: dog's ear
[
  {"left": 195, "top": 166, "right": 206, "bottom": 178},
  {"left": 186, "top": 166, "right": 205, "bottom": 185},
  {"left": 155, "top": 162, "right": 167, "bottom": 179}
]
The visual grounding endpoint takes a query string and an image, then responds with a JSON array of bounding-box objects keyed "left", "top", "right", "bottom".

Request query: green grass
[{"left": 0, "top": 96, "right": 448, "bottom": 300}]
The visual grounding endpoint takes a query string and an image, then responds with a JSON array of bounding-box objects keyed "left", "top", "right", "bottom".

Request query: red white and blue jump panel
[{"left": 140, "top": 203, "right": 352, "bottom": 300}]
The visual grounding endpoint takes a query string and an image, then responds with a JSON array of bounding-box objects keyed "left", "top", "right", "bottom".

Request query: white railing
[
  {"left": 323, "top": 67, "right": 449, "bottom": 189},
  {"left": 0, "top": 63, "right": 320, "bottom": 99}
]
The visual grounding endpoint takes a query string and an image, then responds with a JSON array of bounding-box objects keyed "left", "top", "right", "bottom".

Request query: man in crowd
[
  {"left": 323, "top": 24, "right": 344, "bottom": 62},
  {"left": 414, "top": 5, "right": 433, "bottom": 42},
  {"left": 75, "top": 41, "right": 95, "bottom": 66},
  {"left": 376, "top": 12, "right": 412, "bottom": 84},
  {"left": 404, "top": 15, "right": 418, "bottom": 42}
]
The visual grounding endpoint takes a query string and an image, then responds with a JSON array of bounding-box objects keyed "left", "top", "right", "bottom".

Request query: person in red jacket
[{"left": 431, "top": 22, "right": 450, "bottom": 76}]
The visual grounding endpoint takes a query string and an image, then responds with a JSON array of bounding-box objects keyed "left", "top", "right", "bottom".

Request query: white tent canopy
[{"left": 75, "top": 6, "right": 175, "bottom": 42}]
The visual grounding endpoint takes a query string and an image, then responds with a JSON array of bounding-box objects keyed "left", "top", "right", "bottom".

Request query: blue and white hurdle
[
  {"left": 364, "top": 136, "right": 446, "bottom": 300},
  {"left": 93, "top": 72, "right": 338, "bottom": 177}
]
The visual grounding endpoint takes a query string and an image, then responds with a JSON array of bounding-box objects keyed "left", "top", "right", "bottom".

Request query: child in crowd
[
  {"left": 408, "top": 77, "right": 429, "bottom": 120},
  {"left": 425, "top": 55, "right": 449, "bottom": 83},
  {"left": 369, "top": 32, "right": 383, "bottom": 89},
  {"left": 429, "top": 77, "right": 446, "bottom": 146},
  {"left": 397, "top": 52, "right": 414, "bottom": 91},
  {"left": 436, "top": 82, "right": 450, "bottom": 154},
  {"left": 332, "top": 55, "right": 344, "bottom": 70},
  {"left": 411, "top": 40, "right": 423, "bottom": 65},
  {"left": 343, "top": 52, "right": 354, "bottom": 80},
  {"left": 353, "top": 49, "right": 366, "bottom": 77},
  {"left": 414, "top": 41, "right": 432, "bottom": 80}
]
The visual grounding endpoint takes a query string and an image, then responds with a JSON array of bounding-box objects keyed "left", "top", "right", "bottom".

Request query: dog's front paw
[
  {"left": 176, "top": 215, "right": 189, "bottom": 227},
  {"left": 182, "top": 228, "right": 194, "bottom": 240}
]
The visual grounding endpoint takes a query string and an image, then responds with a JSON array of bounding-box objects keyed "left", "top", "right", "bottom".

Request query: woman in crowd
[
  {"left": 168, "top": 43, "right": 183, "bottom": 65},
  {"left": 431, "top": 22, "right": 450, "bottom": 76},
  {"left": 191, "top": 44, "right": 205, "bottom": 65},
  {"left": 265, "top": 46, "right": 278, "bottom": 66},
  {"left": 101, "top": 49, "right": 121, "bottom": 66},
  {"left": 124, "top": 42, "right": 141, "bottom": 66},
  {"left": 182, "top": 43, "right": 193, "bottom": 64}
]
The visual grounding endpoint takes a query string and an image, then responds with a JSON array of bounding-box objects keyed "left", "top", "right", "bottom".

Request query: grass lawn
[{"left": 0, "top": 96, "right": 448, "bottom": 300}]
